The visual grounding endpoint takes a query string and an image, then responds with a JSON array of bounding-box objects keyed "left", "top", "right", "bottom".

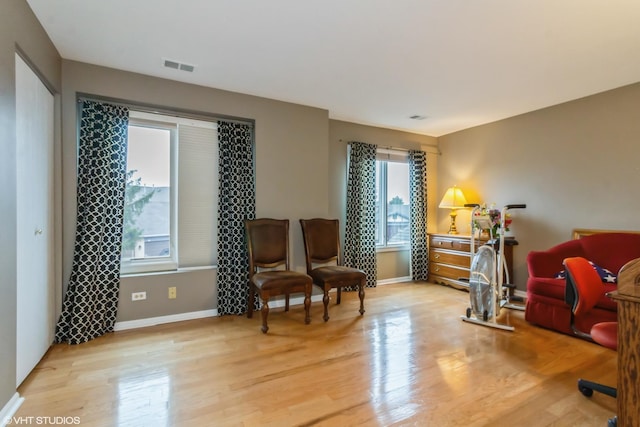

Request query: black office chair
[{"left": 564, "top": 256, "right": 618, "bottom": 427}]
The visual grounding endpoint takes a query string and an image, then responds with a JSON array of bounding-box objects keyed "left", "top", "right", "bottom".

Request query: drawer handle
[
  {"left": 434, "top": 267, "right": 440, "bottom": 272},
  {"left": 438, "top": 241, "right": 443, "bottom": 245},
  {"left": 434, "top": 254, "right": 440, "bottom": 259}
]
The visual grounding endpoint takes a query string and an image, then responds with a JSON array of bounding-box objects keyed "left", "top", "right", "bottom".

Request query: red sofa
[{"left": 525, "top": 232, "right": 640, "bottom": 335}]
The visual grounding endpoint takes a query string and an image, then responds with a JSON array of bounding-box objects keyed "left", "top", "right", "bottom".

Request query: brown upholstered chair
[
  {"left": 245, "top": 218, "right": 313, "bottom": 333},
  {"left": 299, "top": 218, "right": 365, "bottom": 321}
]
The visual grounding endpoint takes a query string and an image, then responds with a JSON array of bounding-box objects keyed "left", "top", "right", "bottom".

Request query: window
[
  {"left": 120, "top": 110, "right": 218, "bottom": 274},
  {"left": 375, "top": 149, "right": 410, "bottom": 248}
]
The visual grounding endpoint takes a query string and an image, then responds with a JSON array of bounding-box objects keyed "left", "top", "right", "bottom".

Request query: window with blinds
[{"left": 120, "top": 110, "right": 218, "bottom": 274}]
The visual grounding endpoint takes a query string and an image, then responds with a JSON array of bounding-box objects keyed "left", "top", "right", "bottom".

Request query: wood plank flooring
[{"left": 16, "top": 283, "right": 617, "bottom": 426}]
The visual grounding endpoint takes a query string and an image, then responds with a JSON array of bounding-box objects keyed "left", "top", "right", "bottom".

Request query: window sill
[
  {"left": 376, "top": 245, "right": 410, "bottom": 253},
  {"left": 120, "top": 265, "right": 217, "bottom": 278}
]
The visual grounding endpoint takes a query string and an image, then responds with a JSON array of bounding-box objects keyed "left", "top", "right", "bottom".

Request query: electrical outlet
[
  {"left": 131, "top": 291, "right": 146, "bottom": 301},
  {"left": 168, "top": 287, "right": 177, "bottom": 299}
]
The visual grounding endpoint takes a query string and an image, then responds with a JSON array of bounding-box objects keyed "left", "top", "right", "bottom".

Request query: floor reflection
[
  {"left": 117, "top": 369, "right": 170, "bottom": 427},
  {"left": 369, "top": 310, "right": 418, "bottom": 423}
]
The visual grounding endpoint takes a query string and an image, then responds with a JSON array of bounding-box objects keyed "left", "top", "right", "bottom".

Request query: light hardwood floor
[{"left": 16, "top": 283, "right": 617, "bottom": 426}]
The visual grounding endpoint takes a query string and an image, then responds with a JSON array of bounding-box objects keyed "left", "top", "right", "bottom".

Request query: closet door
[{"left": 15, "top": 53, "right": 55, "bottom": 386}]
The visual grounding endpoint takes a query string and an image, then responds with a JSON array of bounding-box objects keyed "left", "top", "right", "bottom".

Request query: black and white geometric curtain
[
  {"left": 344, "top": 141, "right": 377, "bottom": 288},
  {"left": 409, "top": 150, "right": 429, "bottom": 281},
  {"left": 216, "top": 120, "right": 256, "bottom": 315},
  {"left": 55, "top": 100, "right": 129, "bottom": 345}
]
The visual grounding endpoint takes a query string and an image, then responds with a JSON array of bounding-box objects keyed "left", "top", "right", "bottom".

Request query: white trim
[
  {"left": 267, "top": 293, "right": 325, "bottom": 309},
  {"left": 113, "top": 295, "right": 326, "bottom": 332},
  {"left": 377, "top": 276, "right": 412, "bottom": 286},
  {"left": 114, "top": 309, "right": 217, "bottom": 331},
  {"left": 514, "top": 289, "right": 526, "bottom": 299},
  {"left": 113, "top": 281, "right": 425, "bottom": 332},
  {"left": 0, "top": 393, "right": 24, "bottom": 427}
]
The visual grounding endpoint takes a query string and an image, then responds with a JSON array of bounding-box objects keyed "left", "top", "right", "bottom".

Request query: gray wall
[
  {"left": 328, "top": 120, "right": 438, "bottom": 280},
  {"left": 0, "top": 0, "right": 61, "bottom": 411},
  {"left": 60, "top": 60, "right": 330, "bottom": 320},
  {"left": 437, "top": 82, "right": 640, "bottom": 290},
  {"left": 6, "top": 0, "right": 640, "bottom": 414}
]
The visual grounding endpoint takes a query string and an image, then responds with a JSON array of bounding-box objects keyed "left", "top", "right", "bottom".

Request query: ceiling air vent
[{"left": 163, "top": 58, "right": 195, "bottom": 73}]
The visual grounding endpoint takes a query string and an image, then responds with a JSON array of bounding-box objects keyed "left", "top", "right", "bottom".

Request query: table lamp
[{"left": 439, "top": 186, "right": 467, "bottom": 234}]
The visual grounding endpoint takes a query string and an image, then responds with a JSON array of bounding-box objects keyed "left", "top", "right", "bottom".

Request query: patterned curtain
[
  {"left": 344, "top": 141, "right": 377, "bottom": 288},
  {"left": 409, "top": 150, "right": 429, "bottom": 280},
  {"left": 216, "top": 121, "right": 256, "bottom": 315},
  {"left": 55, "top": 100, "right": 129, "bottom": 345}
]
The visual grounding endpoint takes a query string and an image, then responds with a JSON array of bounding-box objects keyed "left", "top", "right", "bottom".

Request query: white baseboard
[
  {"left": 514, "top": 289, "right": 527, "bottom": 299},
  {"left": 113, "top": 280, "right": 420, "bottom": 332},
  {"left": 0, "top": 393, "right": 24, "bottom": 427},
  {"left": 377, "top": 276, "right": 412, "bottom": 286},
  {"left": 114, "top": 309, "right": 218, "bottom": 331}
]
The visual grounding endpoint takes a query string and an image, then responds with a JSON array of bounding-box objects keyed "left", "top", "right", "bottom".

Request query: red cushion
[{"left": 591, "top": 322, "right": 617, "bottom": 350}]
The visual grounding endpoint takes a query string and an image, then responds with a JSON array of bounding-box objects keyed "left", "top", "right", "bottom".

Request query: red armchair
[{"left": 525, "top": 232, "right": 640, "bottom": 335}]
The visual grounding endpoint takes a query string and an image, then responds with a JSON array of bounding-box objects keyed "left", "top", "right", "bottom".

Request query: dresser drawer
[
  {"left": 430, "top": 250, "right": 470, "bottom": 267},
  {"left": 429, "top": 263, "right": 469, "bottom": 281},
  {"left": 430, "top": 236, "right": 471, "bottom": 253}
]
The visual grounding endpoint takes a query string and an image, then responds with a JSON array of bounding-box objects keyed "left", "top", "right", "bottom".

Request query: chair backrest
[
  {"left": 564, "top": 256, "right": 606, "bottom": 318},
  {"left": 245, "top": 218, "right": 290, "bottom": 274},
  {"left": 300, "top": 219, "right": 341, "bottom": 272}
]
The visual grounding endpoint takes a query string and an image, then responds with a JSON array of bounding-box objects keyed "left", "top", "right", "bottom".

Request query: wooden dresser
[
  {"left": 609, "top": 258, "right": 640, "bottom": 427},
  {"left": 428, "top": 233, "right": 515, "bottom": 290}
]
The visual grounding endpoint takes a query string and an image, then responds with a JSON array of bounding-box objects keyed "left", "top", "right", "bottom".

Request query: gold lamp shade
[{"left": 439, "top": 186, "right": 468, "bottom": 234}]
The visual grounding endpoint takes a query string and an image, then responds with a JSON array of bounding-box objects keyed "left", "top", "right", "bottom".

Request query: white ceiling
[{"left": 26, "top": 0, "right": 640, "bottom": 137}]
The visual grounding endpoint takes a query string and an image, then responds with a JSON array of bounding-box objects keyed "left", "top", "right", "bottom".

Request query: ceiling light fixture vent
[
  {"left": 163, "top": 58, "right": 195, "bottom": 73},
  {"left": 409, "top": 115, "right": 428, "bottom": 120}
]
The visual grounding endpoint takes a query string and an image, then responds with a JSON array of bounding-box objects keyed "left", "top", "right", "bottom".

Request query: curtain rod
[
  {"left": 339, "top": 139, "right": 441, "bottom": 155},
  {"left": 77, "top": 93, "right": 254, "bottom": 127}
]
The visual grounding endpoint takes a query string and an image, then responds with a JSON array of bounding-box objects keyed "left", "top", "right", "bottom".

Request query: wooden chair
[
  {"left": 245, "top": 218, "right": 313, "bottom": 333},
  {"left": 299, "top": 218, "right": 365, "bottom": 321}
]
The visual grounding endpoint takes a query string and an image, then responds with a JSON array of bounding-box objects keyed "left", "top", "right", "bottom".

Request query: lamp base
[{"left": 447, "top": 210, "right": 459, "bottom": 234}]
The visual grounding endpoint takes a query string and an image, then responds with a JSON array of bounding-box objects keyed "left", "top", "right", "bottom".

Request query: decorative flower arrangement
[{"left": 473, "top": 203, "right": 512, "bottom": 237}]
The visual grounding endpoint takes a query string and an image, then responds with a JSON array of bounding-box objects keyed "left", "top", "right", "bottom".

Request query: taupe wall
[
  {"left": 61, "top": 61, "right": 330, "bottom": 321},
  {"left": 7, "top": 0, "right": 640, "bottom": 414},
  {"left": 328, "top": 120, "right": 438, "bottom": 280},
  {"left": 437, "top": 82, "right": 640, "bottom": 290},
  {"left": 1, "top": 0, "right": 61, "bottom": 411}
]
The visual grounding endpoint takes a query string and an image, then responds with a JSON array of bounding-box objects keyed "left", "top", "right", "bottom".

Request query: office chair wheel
[
  {"left": 578, "top": 385, "right": 594, "bottom": 397},
  {"left": 466, "top": 307, "right": 471, "bottom": 318},
  {"left": 483, "top": 310, "right": 489, "bottom": 322}
]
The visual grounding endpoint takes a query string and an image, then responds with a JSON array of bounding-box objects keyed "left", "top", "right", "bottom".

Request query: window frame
[
  {"left": 375, "top": 148, "right": 410, "bottom": 250},
  {"left": 120, "top": 116, "right": 178, "bottom": 275}
]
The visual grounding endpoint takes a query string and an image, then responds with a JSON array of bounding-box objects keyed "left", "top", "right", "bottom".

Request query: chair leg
[
  {"left": 337, "top": 287, "right": 342, "bottom": 304},
  {"left": 285, "top": 293, "right": 290, "bottom": 312},
  {"left": 247, "top": 284, "right": 255, "bottom": 319},
  {"left": 260, "top": 296, "right": 270, "bottom": 334},
  {"left": 304, "top": 286, "right": 311, "bottom": 325},
  {"left": 323, "top": 288, "right": 330, "bottom": 322},
  {"left": 358, "top": 279, "right": 365, "bottom": 315}
]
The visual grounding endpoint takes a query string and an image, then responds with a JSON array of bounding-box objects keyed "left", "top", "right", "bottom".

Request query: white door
[{"left": 15, "top": 53, "right": 55, "bottom": 386}]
